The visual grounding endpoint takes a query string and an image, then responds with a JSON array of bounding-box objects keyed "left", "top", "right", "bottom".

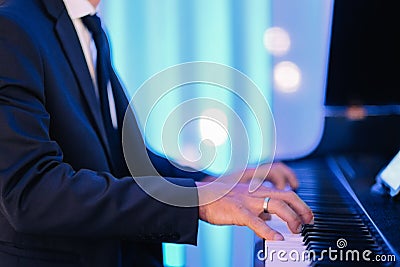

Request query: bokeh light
[
  {"left": 263, "top": 27, "right": 291, "bottom": 56},
  {"left": 199, "top": 108, "right": 229, "bottom": 146},
  {"left": 273, "top": 61, "right": 301, "bottom": 93}
]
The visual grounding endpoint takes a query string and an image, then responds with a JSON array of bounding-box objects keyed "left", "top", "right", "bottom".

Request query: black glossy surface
[
  {"left": 310, "top": 116, "right": 400, "bottom": 158},
  {"left": 335, "top": 155, "right": 400, "bottom": 258},
  {"left": 325, "top": 0, "right": 400, "bottom": 106}
]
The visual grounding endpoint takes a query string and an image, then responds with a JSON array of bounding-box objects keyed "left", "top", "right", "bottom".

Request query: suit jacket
[{"left": 0, "top": 0, "right": 205, "bottom": 266}]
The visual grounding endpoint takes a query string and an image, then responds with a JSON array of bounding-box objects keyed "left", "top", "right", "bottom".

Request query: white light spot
[
  {"left": 263, "top": 27, "right": 291, "bottom": 56},
  {"left": 179, "top": 143, "right": 202, "bottom": 164},
  {"left": 274, "top": 61, "right": 301, "bottom": 93},
  {"left": 199, "top": 109, "right": 228, "bottom": 146}
]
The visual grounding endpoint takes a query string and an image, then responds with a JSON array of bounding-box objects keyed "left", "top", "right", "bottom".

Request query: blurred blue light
[{"left": 99, "top": 0, "right": 334, "bottom": 266}]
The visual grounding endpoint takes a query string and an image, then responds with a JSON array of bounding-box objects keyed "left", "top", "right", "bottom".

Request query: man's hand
[
  {"left": 196, "top": 182, "right": 314, "bottom": 241},
  {"left": 203, "top": 162, "right": 298, "bottom": 190}
]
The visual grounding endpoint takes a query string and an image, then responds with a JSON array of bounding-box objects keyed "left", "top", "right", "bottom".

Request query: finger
[
  {"left": 244, "top": 185, "right": 313, "bottom": 225},
  {"left": 268, "top": 190, "right": 314, "bottom": 224},
  {"left": 265, "top": 168, "right": 288, "bottom": 190},
  {"left": 257, "top": 163, "right": 297, "bottom": 190},
  {"left": 242, "top": 191, "right": 302, "bottom": 233},
  {"left": 259, "top": 212, "right": 272, "bottom": 221},
  {"left": 275, "top": 163, "right": 299, "bottom": 189},
  {"left": 267, "top": 199, "right": 303, "bottom": 234},
  {"left": 267, "top": 163, "right": 298, "bottom": 190},
  {"left": 239, "top": 208, "right": 284, "bottom": 241}
]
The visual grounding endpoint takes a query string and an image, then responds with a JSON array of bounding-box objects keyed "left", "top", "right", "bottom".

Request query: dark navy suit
[{"left": 0, "top": 0, "right": 205, "bottom": 266}]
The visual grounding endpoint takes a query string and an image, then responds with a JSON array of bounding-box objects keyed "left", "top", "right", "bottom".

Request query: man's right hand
[{"left": 195, "top": 182, "right": 314, "bottom": 241}]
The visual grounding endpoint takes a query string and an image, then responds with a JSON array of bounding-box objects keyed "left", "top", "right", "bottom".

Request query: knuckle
[
  {"left": 284, "top": 190, "right": 300, "bottom": 203},
  {"left": 303, "top": 209, "right": 314, "bottom": 219},
  {"left": 293, "top": 217, "right": 302, "bottom": 225},
  {"left": 275, "top": 199, "right": 287, "bottom": 210},
  {"left": 235, "top": 202, "right": 245, "bottom": 212}
]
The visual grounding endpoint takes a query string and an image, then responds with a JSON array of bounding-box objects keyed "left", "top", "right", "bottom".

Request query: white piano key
[{"left": 263, "top": 215, "right": 311, "bottom": 267}]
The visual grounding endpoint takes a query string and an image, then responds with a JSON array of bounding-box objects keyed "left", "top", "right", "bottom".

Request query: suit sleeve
[
  {"left": 147, "top": 149, "right": 209, "bottom": 181},
  {"left": 0, "top": 13, "right": 198, "bottom": 244}
]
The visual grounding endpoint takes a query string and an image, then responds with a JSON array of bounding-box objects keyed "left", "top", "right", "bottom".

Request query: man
[{"left": 0, "top": 0, "right": 313, "bottom": 266}]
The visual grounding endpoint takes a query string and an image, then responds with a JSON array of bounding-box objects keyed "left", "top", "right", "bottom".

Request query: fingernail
[{"left": 274, "top": 233, "right": 284, "bottom": 241}]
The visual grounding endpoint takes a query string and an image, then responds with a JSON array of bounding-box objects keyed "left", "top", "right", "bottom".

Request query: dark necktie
[{"left": 81, "top": 14, "right": 123, "bottom": 174}]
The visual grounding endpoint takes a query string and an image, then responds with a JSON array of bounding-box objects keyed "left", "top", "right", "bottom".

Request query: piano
[
  {"left": 254, "top": 156, "right": 400, "bottom": 267},
  {"left": 254, "top": 0, "right": 400, "bottom": 266}
]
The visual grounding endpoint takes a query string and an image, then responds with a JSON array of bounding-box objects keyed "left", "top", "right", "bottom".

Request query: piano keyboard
[
  {"left": 261, "top": 158, "right": 397, "bottom": 267},
  {"left": 263, "top": 215, "right": 311, "bottom": 266}
]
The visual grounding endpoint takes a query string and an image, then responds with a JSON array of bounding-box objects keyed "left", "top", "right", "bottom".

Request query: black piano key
[
  {"left": 265, "top": 159, "right": 399, "bottom": 267},
  {"left": 304, "top": 236, "right": 376, "bottom": 246},
  {"left": 303, "top": 231, "right": 371, "bottom": 240},
  {"left": 302, "top": 228, "right": 369, "bottom": 236}
]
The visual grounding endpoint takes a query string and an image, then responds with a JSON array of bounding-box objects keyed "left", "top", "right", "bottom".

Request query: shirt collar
[{"left": 63, "top": 0, "right": 98, "bottom": 19}]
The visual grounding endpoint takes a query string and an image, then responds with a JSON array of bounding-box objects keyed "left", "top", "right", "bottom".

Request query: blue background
[{"left": 99, "top": 1, "right": 334, "bottom": 266}]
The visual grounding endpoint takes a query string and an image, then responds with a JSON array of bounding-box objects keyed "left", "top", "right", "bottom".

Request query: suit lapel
[{"left": 40, "top": 0, "right": 112, "bottom": 159}]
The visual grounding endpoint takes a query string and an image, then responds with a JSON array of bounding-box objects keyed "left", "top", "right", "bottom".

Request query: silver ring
[{"left": 263, "top": 197, "right": 271, "bottom": 213}]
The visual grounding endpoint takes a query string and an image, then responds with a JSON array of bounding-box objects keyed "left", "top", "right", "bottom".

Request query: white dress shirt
[{"left": 63, "top": 0, "right": 118, "bottom": 129}]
